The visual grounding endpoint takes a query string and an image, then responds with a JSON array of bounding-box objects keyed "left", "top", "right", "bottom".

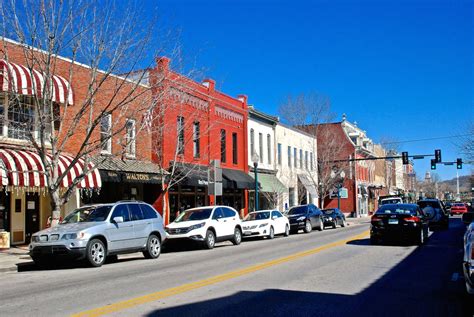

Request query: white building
[{"left": 275, "top": 123, "right": 318, "bottom": 211}]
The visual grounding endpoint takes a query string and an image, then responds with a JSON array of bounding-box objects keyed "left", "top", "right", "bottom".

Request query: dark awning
[
  {"left": 173, "top": 164, "right": 209, "bottom": 187},
  {"left": 97, "top": 157, "right": 165, "bottom": 184},
  {"left": 222, "top": 168, "right": 255, "bottom": 189}
]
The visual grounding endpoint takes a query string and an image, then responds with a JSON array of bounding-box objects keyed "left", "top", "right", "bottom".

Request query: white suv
[{"left": 165, "top": 206, "right": 243, "bottom": 249}]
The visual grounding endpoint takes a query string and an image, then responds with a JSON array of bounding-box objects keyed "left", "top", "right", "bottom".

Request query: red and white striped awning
[
  {"left": 0, "top": 59, "right": 74, "bottom": 105},
  {"left": 0, "top": 149, "right": 101, "bottom": 188}
]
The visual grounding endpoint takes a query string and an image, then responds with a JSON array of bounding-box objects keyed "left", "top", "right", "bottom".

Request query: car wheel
[
  {"left": 284, "top": 225, "right": 290, "bottom": 237},
  {"left": 370, "top": 236, "right": 380, "bottom": 245},
  {"left": 204, "top": 230, "right": 216, "bottom": 249},
  {"left": 318, "top": 218, "right": 324, "bottom": 231},
  {"left": 86, "top": 239, "right": 106, "bottom": 267},
  {"left": 143, "top": 234, "right": 161, "bottom": 259},
  {"left": 268, "top": 226, "right": 275, "bottom": 239},
  {"left": 232, "top": 227, "right": 242, "bottom": 245},
  {"left": 332, "top": 221, "right": 337, "bottom": 229},
  {"left": 416, "top": 229, "right": 424, "bottom": 245},
  {"left": 303, "top": 220, "right": 312, "bottom": 233}
]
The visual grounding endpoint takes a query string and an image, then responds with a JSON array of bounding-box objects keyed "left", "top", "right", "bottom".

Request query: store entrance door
[{"left": 25, "top": 193, "right": 40, "bottom": 244}]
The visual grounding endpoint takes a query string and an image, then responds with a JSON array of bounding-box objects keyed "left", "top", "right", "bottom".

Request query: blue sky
[{"left": 149, "top": 0, "right": 473, "bottom": 181}]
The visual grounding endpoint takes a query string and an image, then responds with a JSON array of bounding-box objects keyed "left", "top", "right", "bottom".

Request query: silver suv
[{"left": 29, "top": 201, "right": 166, "bottom": 267}]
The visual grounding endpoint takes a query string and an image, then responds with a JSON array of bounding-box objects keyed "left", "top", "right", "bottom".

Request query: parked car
[
  {"left": 322, "top": 208, "right": 346, "bottom": 229},
  {"left": 380, "top": 196, "right": 403, "bottom": 205},
  {"left": 287, "top": 204, "right": 324, "bottom": 234},
  {"left": 370, "top": 203, "right": 429, "bottom": 245},
  {"left": 242, "top": 210, "right": 290, "bottom": 239},
  {"left": 451, "top": 203, "right": 469, "bottom": 215},
  {"left": 462, "top": 212, "right": 474, "bottom": 294},
  {"left": 29, "top": 201, "right": 166, "bottom": 267},
  {"left": 417, "top": 199, "right": 449, "bottom": 229},
  {"left": 165, "top": 206, "right": 242, "bottom": 249}
]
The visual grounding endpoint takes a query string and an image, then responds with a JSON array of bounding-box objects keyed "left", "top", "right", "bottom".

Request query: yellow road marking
[{"left": 73, "top": 230, "right": 369, "bottom": 317}]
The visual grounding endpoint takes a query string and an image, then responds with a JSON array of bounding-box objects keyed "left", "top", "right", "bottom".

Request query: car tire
[
  {"left": 332, "top": 222, "right": 337, "bottom": 229},
  {"left": 268, "top": 226, "right": 275, "bottom": 239},
  {"left": 284, "top": 225, "right": 290, "bottom": 237},
  {"left": 86, "top": 239, "right": 106, "bottom": 267},
  {"left": 232, "top": 227, "right": 242, "bottom": 245},
  {"left": 370, "top": 236, "right": 380, "bottom": 245},
  {"left": 318, "top": 218, "right": 324, "bottom": 231},
  {"left": 303, "top": 220, "right": 312, "bottom": 233},
  {"left": 416, "top": 229, "right": 424, "bottom": 246},
  {"left": 143, "top": 234, "right": 161, "bottom": 259},
  {"left": 204, "top": 230, "right": 216, "bottom": 249}
]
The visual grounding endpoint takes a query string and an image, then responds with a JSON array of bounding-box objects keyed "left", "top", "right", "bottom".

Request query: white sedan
[{"left": 242, "top": 210, "right": 290, "bottom": 239}]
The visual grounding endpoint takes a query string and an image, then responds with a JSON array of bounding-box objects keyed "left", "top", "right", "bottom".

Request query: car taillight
[
  {"left": 404, "top": 216, "right": 420, "bottom": 223},
  {"left": 371, "top": 215, "right": 382, "bottom": 222}
]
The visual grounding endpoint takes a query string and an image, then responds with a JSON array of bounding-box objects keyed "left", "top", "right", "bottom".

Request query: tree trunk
[{"left": 50, "top": 189, "right": 62, "bottom": 227}]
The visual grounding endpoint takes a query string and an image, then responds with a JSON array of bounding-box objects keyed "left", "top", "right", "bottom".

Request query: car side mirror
[
  {"left": 113, "top": 216, "right": 124, "bottom": 223},
  {"left": 462, "top": 213, "right": 474, "bottom": 225}
]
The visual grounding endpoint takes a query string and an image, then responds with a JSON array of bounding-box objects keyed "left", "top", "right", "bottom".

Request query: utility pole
[{"left": 456, "top": 171, "right": 460, "bottom": 201}]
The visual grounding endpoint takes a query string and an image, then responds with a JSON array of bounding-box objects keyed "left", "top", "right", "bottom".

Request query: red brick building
[
  {"left": 148, "top": 57, "right": 253, "bottom": 224},
  {"left": 316, "top": 117, "right": 376, "bottom": 216},
  {"left": 0, "top": 38, "right": 162, "bottom": 244}
]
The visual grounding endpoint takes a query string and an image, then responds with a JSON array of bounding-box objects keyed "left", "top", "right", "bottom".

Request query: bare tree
[
  {"left": 0, "top": 0, "right": 166, "bottom": 225},
  {"left": 458, "top": 122, "right": 474, "bottom": 161},
  {"left": 278, "top": 92, "right": 349, "bottom": 208}
]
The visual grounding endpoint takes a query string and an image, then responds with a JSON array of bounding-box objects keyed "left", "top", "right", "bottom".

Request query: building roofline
[{"left": 248, "top": 106, "right": 279, "bottom": 124}]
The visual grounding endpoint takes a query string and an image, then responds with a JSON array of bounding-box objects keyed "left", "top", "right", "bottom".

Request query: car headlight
[
  {"left": 297, "top": 216, "right": 306, "bottom": 221},
  {"left": 189, "top": 222, "right": 206, "bottom": 231},
  {"left": 32, "top": 236, "right": 40, "bottom": 242},
  {"left": 62, "top": 232, "right": 85, "bottom": 240},
  {"left": 259, "top": 223, "right": 269, "bottom": 228},
  {"left": 328, "top": 217, "right": 333, "bottom": 221}
]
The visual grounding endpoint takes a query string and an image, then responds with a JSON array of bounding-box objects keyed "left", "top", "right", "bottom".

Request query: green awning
[{"left": 248, "top": 173, "right": 287, "bottom": 193}]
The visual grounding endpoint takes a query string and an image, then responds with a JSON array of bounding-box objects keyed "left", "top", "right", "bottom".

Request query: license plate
[{"left": 388, "top": 219, "right": 399, "bottom": 225}]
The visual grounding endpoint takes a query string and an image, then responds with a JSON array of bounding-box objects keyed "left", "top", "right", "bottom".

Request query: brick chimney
[
  {"left": 202, "top": 78, "right": 215, "bottom": 91},
  {"left": 237, "top": 94, "right": 248, "bottom": 108},
  {"left": 156, "top": 56, "right": 170, "bottom": 72}
]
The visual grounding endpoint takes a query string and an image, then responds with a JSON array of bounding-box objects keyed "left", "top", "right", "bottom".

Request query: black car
[
  {"left": 322, "top": 208, "right": 346, "bottom": 229},
  {"left": 287, "top": 204, "right": 324, "bottom": 234},
  {"left": 370, "top": 203, "right": 429, "bottom": 245},
  {"left": 417, "top": 199, "right": 449, "bottom": 229}
]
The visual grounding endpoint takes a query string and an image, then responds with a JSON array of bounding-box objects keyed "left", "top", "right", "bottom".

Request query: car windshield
[
  {"left": 417, "top": 201, "right": 441, "bottom": 211},
  {"left": 376, "top": 205, "right": 417, "bottom": 215},
  {"left": 453, "top": 203, "right": 465, "bottom": 207},
  {"left": 381, "top": 199, "right": 401, "bottom": 204},
  {"left": 322, "top": 209, "right": 336, "bottom": 215},
  {"left": 244, "top": 212, "right": 270, "bottom": 221},
  {"left": 175, "top": 208, "right": 212, "bottom": 222},
  {"left": 287, "top": 206, "right": 307, "bottom": 215},
  {"left": 62, "top": 206, "right": 112, "bottom": 223}
]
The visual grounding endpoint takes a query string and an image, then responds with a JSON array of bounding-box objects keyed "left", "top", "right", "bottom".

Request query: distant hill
[{"left": 440, "top": 175, "right": 473, "bottom": 193}]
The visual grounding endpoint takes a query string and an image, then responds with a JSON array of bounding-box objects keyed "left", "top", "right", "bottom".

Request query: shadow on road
[{"left": 144, "top": 218, "right": 473, "bottom": 317}]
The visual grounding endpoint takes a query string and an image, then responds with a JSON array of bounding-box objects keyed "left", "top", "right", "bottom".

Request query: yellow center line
[{"left": 72, "top": 230, "right": 369, "bottom": 317}]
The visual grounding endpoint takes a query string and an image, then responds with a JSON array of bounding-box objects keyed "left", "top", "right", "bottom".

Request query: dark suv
[
  {"left": 287, "top": 204, "right": 324, "bottom": 234},
  {"left": 417, "top": 199, "right": 449, "bottom": 230}
]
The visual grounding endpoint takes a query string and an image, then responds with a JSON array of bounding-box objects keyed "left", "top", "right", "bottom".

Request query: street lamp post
[
  {"left": 252, "top": 153, "right": 259, "bottom": 211},
  {"left": 331, "top": 170, "right": 346, "bottom": 210}
]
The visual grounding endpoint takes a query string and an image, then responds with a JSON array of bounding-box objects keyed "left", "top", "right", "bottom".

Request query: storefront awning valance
[
  {"left": 248, "top": 172, "right": 286, "bottom": 193},
  {"left": 297, "top": 174, "right": 318, "bottom": 197},
  {"left": 222, "top": 168, "right": 255, "bottom": 189},
  {"left": 0, "top": 149, "right": 101, "bottom": 188},
  {"left": 0, "top": 59, "right": 74, "bottom": 105},
  {"left": 98, "top": 157, "right": 165, "bottom": 184}
]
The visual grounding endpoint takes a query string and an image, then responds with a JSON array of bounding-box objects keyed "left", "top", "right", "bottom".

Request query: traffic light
[
  {"left": 435, "top": 149, "right": 441, "bottom": 163},
  {"left": 431, "top": 159, "right": 436, "bottom": 170},
  {"left": 457, "top": 158, "right": 462, "bottom": 169},
  {"left": 402, "top": 152, "right": 409, "bottom": 165}
]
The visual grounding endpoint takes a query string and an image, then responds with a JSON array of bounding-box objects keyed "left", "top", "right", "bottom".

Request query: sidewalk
[
  {"left": 0, "top": 246, "right": 32, "bottom": 273},
  {"left": 345, "top": 215, "right": 371, "bottom": 226}
]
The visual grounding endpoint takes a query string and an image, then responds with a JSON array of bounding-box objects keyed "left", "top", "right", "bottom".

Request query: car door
[
  {"left": 129, "top": 203, "right": 148, "bottom": 248},
  {"left": 211, "top": 208, "right": 226, "bottom": 238},
  {"left": 309, "top": 205, "right": 318, "bottom": 227},
  {"left": 272, "top": 210, "right": 285, "bottom": 234},
  {"left": 222, "top": 207, "right": 238, "bottom": 236},
  {"left": 106, "top": 204, "right": 134, "bottom": 251}
]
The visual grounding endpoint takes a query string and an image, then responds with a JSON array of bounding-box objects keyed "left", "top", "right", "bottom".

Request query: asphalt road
[{"left": 0, "top": 218, "right": 471, "bottom": 317}]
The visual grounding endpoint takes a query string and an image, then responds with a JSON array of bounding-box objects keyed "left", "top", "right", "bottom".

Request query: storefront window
[{"left": 7, "top": 96, "right": 35, "bottom": 140}]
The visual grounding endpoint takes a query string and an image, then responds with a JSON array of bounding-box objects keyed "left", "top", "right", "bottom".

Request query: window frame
[
  {"left": 267, "top": 134, "right": 271, "bottom": 165},
  {"left": 177, "top": 116, "right": 185, "bottom": 155},
  {"left": 277, "top": 143, "right": 282, "bottom": 165},
  {"left": 221, "top": 129, "right": 227, "bottom": 163},
  {"left": 193, "top": 121, "right": 200, "bottom": 158},
  {"left": 125, "top": 118, "right": 136, "bottom": 157},
  {"left": 258, "top": 132, "right": 263, "bottom": 163},
  {"left": 100, "top": 113, "right": 112, "bottom": 154},
  {"left": 232, "top": 132, "right": 238, "bottom": 164}
]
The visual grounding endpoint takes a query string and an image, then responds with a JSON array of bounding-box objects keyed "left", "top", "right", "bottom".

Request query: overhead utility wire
[{"left": 380, "top": 133, "right": 474, "bottom": 145}]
